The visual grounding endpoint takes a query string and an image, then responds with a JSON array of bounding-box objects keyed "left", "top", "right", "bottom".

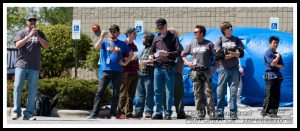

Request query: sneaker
[
  {"left": 199, "top": 110, "right": 206, "bottom": 117},
  {"left": 151, "top": 114, "right": 163, "bottom": 120},
  {"left": 177, "top": 113, "right": 187, "bottom": 119},
  {"left": 23, "top": 116, "right": 36, "bottom": 121},
  {"left": 11, "top": 113, "right": 21, "bottom": 120},
  {"left": 133, "top": 113, "right": 143, "bottom": 119},
  {"left": 164, "top": 115, "right": 172, "bottom": 120},
  {"left": 125, "top": 113, "right": 134, "bottom": 119},
  {"left": 208, "top": 112, "right": 216, "bottom": 120},
  {"left": 110, "top": 116, "right": 117, "bottom": 120},
  {"left": 86, "top": 115, "right": 97, "bottom": 119},
  {"left": 144, "top": 113, "right": 152, "bottom": 118},
  {"left": 269, "top": 114, "right": 281, "bottom": 118},
  {"left": 116, "top": 115, "right": 125, "bottom": 119},
  {"left": 216, "top": 113, "right": 224, "bottom": 120},
  {"left": 230, "top": 113, "right": 238, "bottom": 120}
]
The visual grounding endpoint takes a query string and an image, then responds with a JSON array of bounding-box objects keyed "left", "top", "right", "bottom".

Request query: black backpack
[{"left": 35, "top": 93, "right": 51, "bottom": 116}]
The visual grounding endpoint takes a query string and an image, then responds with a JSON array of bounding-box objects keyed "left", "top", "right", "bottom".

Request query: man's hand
[
  {"left": 229, "top": 51, "right": 240, "bottom": 58},
  {"left": 119, "top": 60, "right": 128, "bottom": 66},
  {"left": 274, "top": 54, "right": 280, "bottom": 58},
  {"left": 186, "top": 61, "right": 194, "bottom": 68},
  {"left": 159, "top": 50, "right": 169, "bottom": 57},
  {"left": 28, "top": 29, "right": 38, "bottom": 37},
  {"left": 100, "top": 31, "right": 108, "bottom": 39}
]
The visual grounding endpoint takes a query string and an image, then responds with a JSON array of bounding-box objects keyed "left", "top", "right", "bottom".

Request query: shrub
[
  {"left": 37, "top": 24, "right": 92, "bottom": 78},
  {"left": 7, "top": 78, "right": 112, "bottom": 110}
]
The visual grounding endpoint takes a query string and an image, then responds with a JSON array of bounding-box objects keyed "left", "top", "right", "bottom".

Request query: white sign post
[
  {"left": 72, "top": 20, "right": 81, "bottom": 40},
  {"left": 270, "top": 17, "right": 279, "bottom": 31},
  {"left": 134, "top": 19, "right": 143, "bottom": 33}
]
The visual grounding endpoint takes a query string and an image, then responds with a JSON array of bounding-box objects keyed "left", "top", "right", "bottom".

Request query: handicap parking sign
[
  {"left": 136, "top": 26, "right": 142, "bottom": 32},
  {"left": 134, "top": 20, "right": 143, "bottom": 33},
  {"left": 270, "top": 17, "right": 279, "bottom": 31},
  {"left": 72, "top": 20, "right": 81, "bottom": 40},
  {"left": 74, "top": 25, "right": 79, "bottom": 31}
]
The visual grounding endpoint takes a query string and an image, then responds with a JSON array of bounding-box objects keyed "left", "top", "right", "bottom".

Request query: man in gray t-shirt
[
  {"left": 214, "top": 21, "right": 244, "bottom": 120},
  {"left": 182, "top": 25, "right": 218, "bottom": 119},
  {"left": 11, "top": 15, "right": 49, "bottom": 121}
]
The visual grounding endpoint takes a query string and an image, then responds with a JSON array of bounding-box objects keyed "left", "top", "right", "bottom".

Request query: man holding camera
[
  {"left": 182, "top": 25, "right": 218, "bottom": 120},
  {"left": 214, "top": 21, "right": 245, "bottom": 120}
]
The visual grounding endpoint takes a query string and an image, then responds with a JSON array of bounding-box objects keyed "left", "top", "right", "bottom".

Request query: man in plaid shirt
[
  {"left": 133, "top": 31, "right": 155, "bottom": 118},
  {"left": 117, "top": 27, "right": 139, "bottom": 118}
]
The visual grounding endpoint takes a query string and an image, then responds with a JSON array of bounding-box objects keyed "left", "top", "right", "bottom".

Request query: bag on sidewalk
[{"left": 35, "top": 93, "right": 51, "bottom": 116}]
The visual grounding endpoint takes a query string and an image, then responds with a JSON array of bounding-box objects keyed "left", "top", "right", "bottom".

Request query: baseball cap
[
  {"left": 156, "top": 18, "right": 167, "bottom": 27},
  {"left": 125, "top": 27, "right": 136, "bottom": 35},
  {"left": 109, "top": 24, "right": 120, "bottom": 32},
  {"left": 26, "top": 15, "right": 37, "bottom": 21}
]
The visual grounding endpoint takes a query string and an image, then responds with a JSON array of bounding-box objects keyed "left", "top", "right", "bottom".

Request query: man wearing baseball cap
[
  {"left": 149, "top": 18, "right": 182, "bottom": 120},
  {"left": 12, "top": 14, "right": 49, "bottom": 120},
  {"left": 88, "top": 24, "right": 134, "bottom": 119}
]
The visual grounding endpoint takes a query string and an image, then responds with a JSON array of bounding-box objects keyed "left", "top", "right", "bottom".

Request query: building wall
[{"left": 73, "top": 7, "right": 293, "bottom": 36}]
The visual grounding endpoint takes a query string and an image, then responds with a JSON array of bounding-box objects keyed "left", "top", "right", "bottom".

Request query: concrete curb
[{"left": 7, "top": 107, "right": 110, "bottom": 118}]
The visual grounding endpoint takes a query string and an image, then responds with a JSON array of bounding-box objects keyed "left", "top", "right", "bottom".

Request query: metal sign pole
[{"left": 75, "top": 40, "right": 78, "bottom": 78}]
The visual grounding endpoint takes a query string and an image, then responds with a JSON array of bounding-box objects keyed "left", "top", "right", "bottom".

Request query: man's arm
[
  {"left": 15, "top": 29, "right": 36, "bottom": 49},
  {"left": 120, "top": 50, "right": 133, "bottom": 66},
  {"left": 94, "top": 32, "right": 107, "bottom": 50},
  {"left": 37, "top": 31, "right": 49, "bottom": 49}
]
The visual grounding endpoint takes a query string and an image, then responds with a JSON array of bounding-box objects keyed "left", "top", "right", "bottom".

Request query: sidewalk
[{"left": 6, "top": 106, "right": 293, "bottom": 124}]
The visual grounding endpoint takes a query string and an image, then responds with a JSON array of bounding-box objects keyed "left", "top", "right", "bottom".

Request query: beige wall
[{"left": 73, "top": 7, "right": 293, "bottom": 36}]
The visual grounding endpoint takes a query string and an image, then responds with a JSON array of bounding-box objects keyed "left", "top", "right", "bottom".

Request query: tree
[
  {"left": 38, "top": 24, "right": 92, "bottom": 78},
  {"left": 39, "top": 7, "right": 73, "bottom": 26}
]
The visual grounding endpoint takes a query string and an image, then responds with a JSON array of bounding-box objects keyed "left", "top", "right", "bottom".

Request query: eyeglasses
[
  {"left": 156, "top": 25, "right": 164, "bottom": 30},
  {"left": 110, "top": 30, "right": 117, "bottom": 34},
  {"left": 226, "top": 26, "right": 232, "bottom": 29},
  {"left": 28, "top": 19, "right": 37, "bottom": 22}
]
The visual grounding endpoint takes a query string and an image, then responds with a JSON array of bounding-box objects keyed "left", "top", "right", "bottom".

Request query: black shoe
[
  {"left": 151, "top": 114, "right": 163, "bottom": 120},
  {"left": 86, "top": 115, "right": 97, "bottom": 119},
  {"left": 125, "top": 113, "right": 134, "bottom": 119},
  {"left": 216, "top": 113, "right": 224, "bottom": 120},
  {"left": 133, "top": 113, "right": 143, "bottom": 119},
  {"left": 164, "top": 115, "right": 172, "bottom": 120},
  {"left": 177, "top": 114, "right": 186, "bottom": 119},
  {"left": 199, "top": 110, "right": 206, "bottom": 117},
  {"left": 208, "top": 112, "right": 216, "bottom": 120},
  {"left": 230, "top": 113, "right": 238, "bottom": 120}
]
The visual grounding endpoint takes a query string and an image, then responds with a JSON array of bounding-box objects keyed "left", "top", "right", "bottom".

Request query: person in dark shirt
[
  {"left": 117, "top": 27, "right": 139, "bottom": 118},
  {"left": 181, "top": 25, "right": 218, "bottom": 119},
  {"left": 214, "top": 21, "right": 245, "bottom": 120},
  {"left": 261, "top": 36, "right": 284, "bottom": 118},
  {"left": 12, "top": 15, "right": 49, "bottom": 121},
  {"left": 133, "top": 31, "right": 155, "bottom": 119},
  {"left": 149, "top": 18, "right": 182, "bottom": 120}
]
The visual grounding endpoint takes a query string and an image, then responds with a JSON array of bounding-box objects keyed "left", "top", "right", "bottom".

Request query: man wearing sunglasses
[
  {"left": 182, "top": 25, "right": 218, "bottom": 120},
  {"left": 12, "top": 15, "right": 49, "bottom": 121},
  {"left": 88, "top": 24, "right": 133, "bottom": 119},
  {"left": 149, "top": 18, "right": 182, "bottom": 120},
  {"left": 214, "top": 21, "right": 245, "bottom": 120}
]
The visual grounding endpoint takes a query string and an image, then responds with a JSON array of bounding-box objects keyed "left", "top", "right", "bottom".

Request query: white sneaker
[{"left": 11, "top": 113, "right": 21, "bottom": 120}]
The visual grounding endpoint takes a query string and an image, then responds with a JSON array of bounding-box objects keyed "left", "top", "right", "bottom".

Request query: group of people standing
[{"left": 11, "top": 16, "right": 284, "bottom": 121}]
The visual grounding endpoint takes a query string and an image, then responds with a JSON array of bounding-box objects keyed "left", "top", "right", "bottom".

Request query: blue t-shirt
[
  {"left": 99, "top": 39, "right": 131, "bottom": 73},
  {"left": 264, "top": 48, "right": 284, "bottom": 72}
]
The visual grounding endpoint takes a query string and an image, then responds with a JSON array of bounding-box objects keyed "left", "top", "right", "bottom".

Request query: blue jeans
[
  {"left": 13, "top": 67, "right": 40, "bottom": 117},
  {"left": 216, "top": 66, "right": 240, "bottom": 115},
  {"left": 135, "top": 75, "right": 154, "bottom": 115},
  {"left": 153, "top": 66, "right": 175, "bottom": 116}
]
